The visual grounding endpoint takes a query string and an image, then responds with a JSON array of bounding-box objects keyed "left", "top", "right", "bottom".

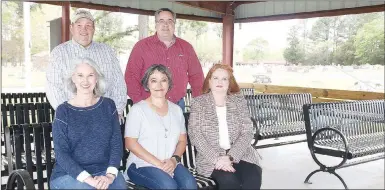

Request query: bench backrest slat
[
  {"left": 22, "top": 124, "right": 34, "bottom": 179},
  {"left": 303, "top": 100, "right": 385, "bottom": 149},
  {"left": 240, "top": 88, "right": 255, "bottom": 96},
  {"left": 42, "top": 122, "right": 53, "bottom": 188},
  {"left": 245, "top": 93, "right": 312, "bottom": 139},
  {"left": 13, "top": 125, "right": 23, "bottom": 169},
  {"left": 1, "top": 93, "right": 48, "bottom": 105},
  {"left": 33, "top": 124, "right": 45, "bottom": 190}
]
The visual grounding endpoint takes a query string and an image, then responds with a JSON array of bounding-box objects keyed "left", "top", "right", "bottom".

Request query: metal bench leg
[
  {"left": 331, "top": 170, "right": 348, "bottom": 190},
  {"left": 304, "top": 169, "right": 322, "bottom": 184},
  {"left": 304, "top": 169, "right": 349, "bottom": 189},
  {"left": 305, "top": 127, "right": 350, "bottom": 189}
]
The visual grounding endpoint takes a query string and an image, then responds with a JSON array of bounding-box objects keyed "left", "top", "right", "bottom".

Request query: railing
[
  {"left": 2, "top": 84, "right": 383, "bottom": 105},
  {"left": 239, "top": 83, "right": 385, "bottom": 102}
]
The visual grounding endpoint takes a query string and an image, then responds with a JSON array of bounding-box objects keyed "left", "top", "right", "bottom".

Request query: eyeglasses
[{"left": 156, "top": 19, "right": 175, "bottom": 26}]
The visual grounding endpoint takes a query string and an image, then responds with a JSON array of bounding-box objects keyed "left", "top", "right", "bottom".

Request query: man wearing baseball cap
[{"left": 46, "top": 9, "right": 127, "bottom": 119}]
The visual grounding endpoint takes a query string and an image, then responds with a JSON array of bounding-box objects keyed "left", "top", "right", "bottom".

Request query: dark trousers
[
  {"left": 176, "top": 98, "right": 185, "bottom": 112},
  {"left": 211, "top": 160, "right": 262, "bottom": 190}
]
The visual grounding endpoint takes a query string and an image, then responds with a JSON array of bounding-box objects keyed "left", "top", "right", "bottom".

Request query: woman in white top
[
  {"left": 188, "top": 64, "right": 262, "bottom": 189},
  {"left": 124, "top": 64, "right": 197, "bottom": 190}
]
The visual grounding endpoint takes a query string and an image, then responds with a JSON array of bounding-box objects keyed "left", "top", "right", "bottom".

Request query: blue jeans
[
  {"left": 177, "top": 98, "right": 186, "bottom": 112},
  {"left": 50, "top": 171, "right": 126, "bottom": 189},
  {"left": 126, "top": 163, "right": 197, "bottom": 189}
]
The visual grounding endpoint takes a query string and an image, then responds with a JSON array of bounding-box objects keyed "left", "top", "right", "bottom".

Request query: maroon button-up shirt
[{"left": 125, "top": 34, "right": 204, "bottom": 104}]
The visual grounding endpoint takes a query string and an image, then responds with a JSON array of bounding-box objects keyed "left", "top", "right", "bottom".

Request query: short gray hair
[
  {"left": 154, "top": 8, "right": 176, "bottom": 23},
  {"left": 65, "top": 57, "right": 106, "bottom": 96},
  {"left": 141, "top": 64, "right": 173, "bottom": 92}
]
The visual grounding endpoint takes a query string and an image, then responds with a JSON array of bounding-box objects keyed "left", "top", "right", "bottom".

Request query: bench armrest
[{"left": 6, "top": 169, "right": 35, "bottom": 190}]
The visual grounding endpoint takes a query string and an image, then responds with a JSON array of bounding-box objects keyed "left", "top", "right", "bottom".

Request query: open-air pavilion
[
  {"left": 33, "top": 0, "right": 385, "bottom": 101},
  {"left": 2, "top": 0, "right": 384, "bottom": 189}
]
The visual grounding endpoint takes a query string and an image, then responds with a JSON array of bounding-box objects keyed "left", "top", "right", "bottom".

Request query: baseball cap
[{"left": 72, "top": 9, "right": 95, "bottom": 23}]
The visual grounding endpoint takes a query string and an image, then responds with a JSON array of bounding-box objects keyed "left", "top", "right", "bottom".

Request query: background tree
[
  {"left": 2, "top": 1, "right": 24, "bottom": 66},
  {"left": 30, "top": 4, "right": 48, "bottom": 55},
  {"left": 188, "top": 21, "right": 208, "bottom": 47},
  {"left": 306, "top": 17, "right": 335, "bottom": 65},
  {"left": 283, "top": 25, "right": 304, "bottom": 65},
  {"left": 243, "top": 37, "right": 269, "bottom": 63},
  {"left": 89, "top": 10, "right": 138, "bottom": 55},
  {"left": 213, "top": 24, "right": 222, "bottom": 38},
  {"left": 175, "top": 19, "right": 189, "bottom": 37},
  {"left": 334, "top": 38, "right": 356, "bottom": 65},
  {"left": 354, "top": 18, "right": 384, "bottom": 65}
]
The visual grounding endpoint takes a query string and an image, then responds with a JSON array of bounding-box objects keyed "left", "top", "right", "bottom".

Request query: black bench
[
  {"left": 240, "top": 88, "right": 255, "bottom": 96},
  {"left": 1, "top": 102, "right": 55, "bottom": 178},
  {"left": 5, "top": 113, "right": 217, "bottom": 190},
  {"left": 1, "top": 92, "right": 47, "bottom": 105},
  {"left": 1, "top": 89, "right": 251, "bottom": 114},
  {"left": 181, "top": 88, "right": 254, "bottom": 113},
  {"left": 1, "top": 99, "right": 133, "bottom": 189},
  {"left": 183, "top": 89, "right": 193, "bottom": 113},
  {"left": 303, "top": 100, "right": 385, "bottom": 189},
  {"left": 245, "top": 93, "right": 312, "bottom": 148}
]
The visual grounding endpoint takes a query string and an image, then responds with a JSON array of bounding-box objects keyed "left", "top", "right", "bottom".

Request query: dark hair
[
  {"left": 141, "top": 64, "right": 173, "bottom": 92},
  {"left": 155, "top": 8, "right": 176, "bottom": 22}
]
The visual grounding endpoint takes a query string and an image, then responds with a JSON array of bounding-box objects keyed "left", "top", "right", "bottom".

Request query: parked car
[{"left": 253, "top": 74, "right": 272, "bottom": 84}]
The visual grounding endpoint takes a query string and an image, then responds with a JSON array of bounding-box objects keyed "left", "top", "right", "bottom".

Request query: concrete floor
[
  {"left": 258, "top": 141, "right": 384, "bottom": 189},
  {"left": 2, "top": 136, "right": 383, "bottom": 189}
]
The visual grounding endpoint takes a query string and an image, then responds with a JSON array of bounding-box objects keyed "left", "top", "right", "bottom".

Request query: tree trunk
[{"left": 138, "top": 15, "right": 149, "bottom": 40}]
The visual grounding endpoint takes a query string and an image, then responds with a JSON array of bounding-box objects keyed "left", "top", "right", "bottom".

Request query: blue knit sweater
[{"left": 50, "top": 97, "right": 123, "bottom": 181}]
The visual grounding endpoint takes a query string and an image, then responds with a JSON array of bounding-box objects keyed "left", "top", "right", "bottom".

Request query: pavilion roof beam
[
  {"left": 175, "top": 1, "right": 228, "bottom": 15},
  {"left": 33, "top": 1, "right": 223, "bottom": 23},
  {"left": 175, "top": 1, "right": 262, "bottom": 15},
  {"left": 236, "top": 4, "right": 385, "bottom": 23}
]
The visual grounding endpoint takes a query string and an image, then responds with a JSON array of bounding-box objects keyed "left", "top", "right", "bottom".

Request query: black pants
[{"left": 211, "top": 160, "right": 262, "bottom": 190}]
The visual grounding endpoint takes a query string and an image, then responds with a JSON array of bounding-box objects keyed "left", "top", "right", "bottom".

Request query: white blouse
[
  {"left": 124, "top": 100, "right": 186, "bottom": 169},
  {"left": 216, "top": 106, "right": 231, "bottom": 150}
]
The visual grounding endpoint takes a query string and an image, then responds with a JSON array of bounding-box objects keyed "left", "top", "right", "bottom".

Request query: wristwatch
[{"left": 172, "top": 155, "right": 181, "bottom": 164}]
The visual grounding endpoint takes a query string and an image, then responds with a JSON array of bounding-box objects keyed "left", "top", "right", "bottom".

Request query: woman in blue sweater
[{"left": 50, "top": 57, "right": 126, "bottom": 189}]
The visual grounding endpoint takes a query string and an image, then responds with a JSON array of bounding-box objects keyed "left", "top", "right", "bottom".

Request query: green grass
[{"left": 2, "top": 66, "right": 46, "bottom": 89}]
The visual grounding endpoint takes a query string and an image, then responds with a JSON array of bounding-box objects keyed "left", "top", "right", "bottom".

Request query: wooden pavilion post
[
  {"left": 222, "top": 5, "right": 234, "bottom": 67},
  {"left": 61, "top": 2, "right": 70, "bottom": 43}
]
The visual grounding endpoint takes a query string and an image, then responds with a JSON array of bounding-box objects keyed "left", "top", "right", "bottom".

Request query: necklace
[
  {"left": 148, "top": 99, "right": 171, "bottom": 138},
  {"left": 158, "top": 113, "right": 171, "bottom": 138}
]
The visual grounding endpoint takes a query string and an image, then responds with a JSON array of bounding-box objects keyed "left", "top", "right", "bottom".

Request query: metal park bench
[
  {"left": 1, "top": 102, "right": 54, "bottom": 179},
  {"left": 303, "top": 100, "right": 385, "bottom": 189},
  {"left": 4, "top": 112, "right": 217, "bottom": 190},
  {"left": 240, "top": 88, "right": 255, "bottom": 95},
  {"left": 245, "top": 93, "right": 312, "bottom": 148},
  {"left": 1, "top": 93, "right": 47, "bottom": 105}
]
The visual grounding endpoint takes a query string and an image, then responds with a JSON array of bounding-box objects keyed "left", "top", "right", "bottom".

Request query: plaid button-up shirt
[{"left": 46, "top": 40, "right": 127, "bottom": 114}]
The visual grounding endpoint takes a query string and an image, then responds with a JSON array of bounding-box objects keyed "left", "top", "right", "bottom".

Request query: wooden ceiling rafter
[
  {"left": 175, "top": 1, "right": 261, "bottom": 15},
  {"left": 236, "top": 4, "right": 385, "bottom": 23},
  {"left": 175, "top": 1, "right": 228, "bottom": 15},
  {"left": 32, "top": 1, "right": 384, "bottom": 23},
  {"left": 32, "top": 1, "right": 223, "bottom": 23}
]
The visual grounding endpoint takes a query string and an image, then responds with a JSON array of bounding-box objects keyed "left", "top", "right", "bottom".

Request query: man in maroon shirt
[{"left": 124, "top": 8, "right": 204, "bottom": 111}]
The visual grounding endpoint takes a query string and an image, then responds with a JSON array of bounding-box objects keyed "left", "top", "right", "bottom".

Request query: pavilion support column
[
  {"left": 61, "top": 2, "right": 70, "bottom": 43},
  {"left": 222, "top": 13, "right": 234, "bottom": 67}
]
